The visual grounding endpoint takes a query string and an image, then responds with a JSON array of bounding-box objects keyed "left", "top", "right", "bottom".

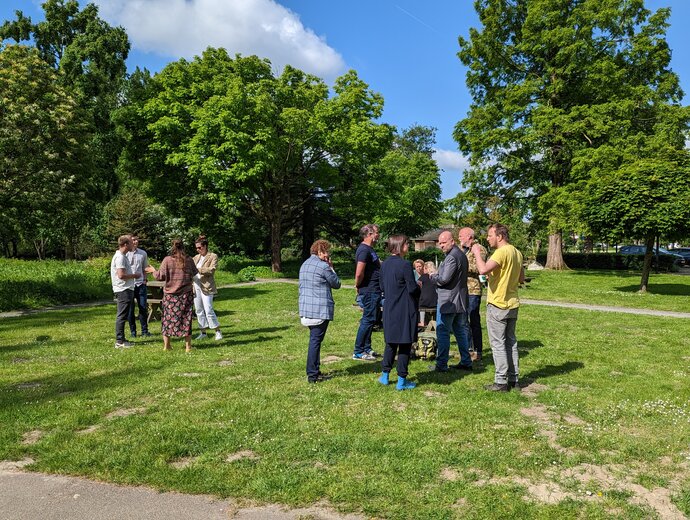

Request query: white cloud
[
  {"left": 94, "top": 0, "right": 346, "bottom": 80},
  {"left": 432, "top": 148, "right": 470, "bottom": 172}
]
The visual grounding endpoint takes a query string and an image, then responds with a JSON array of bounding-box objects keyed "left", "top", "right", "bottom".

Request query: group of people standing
[
  {"left": 298, "top": 223, "right": 524, "bottom": 391},
  {"left": 110, "top": 234, "right": 222, "bottom": 352}
]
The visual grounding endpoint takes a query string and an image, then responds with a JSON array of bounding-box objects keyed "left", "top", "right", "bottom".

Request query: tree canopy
[{"left": 454, "top": 0, "right": 688, "bottom": 273}]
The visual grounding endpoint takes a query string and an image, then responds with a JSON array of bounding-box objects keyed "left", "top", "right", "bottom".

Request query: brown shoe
[{"left": 484, "top": 383, "right": 509, "bottom": 392}]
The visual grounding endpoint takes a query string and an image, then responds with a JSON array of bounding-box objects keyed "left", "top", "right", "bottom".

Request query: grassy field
[
  {"left": 522, "top": 269, "right": 690, "bottom": 313},
  {"left": 1, "top": 281, "right": 689, "bottom": 519}
]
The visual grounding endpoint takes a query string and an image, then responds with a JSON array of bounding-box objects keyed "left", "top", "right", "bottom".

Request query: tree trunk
[
  {"left": 639, "top": 234, "right": 655, "bottom": 293},
  {"left": 270, "top": 217, "right": 282, "bottom": 273},
  {"left": 301, "top": 193, "right": 315, "bottom": 261},
  {"left": 545, "top": 231, "right": 567, "bottom": 270}
]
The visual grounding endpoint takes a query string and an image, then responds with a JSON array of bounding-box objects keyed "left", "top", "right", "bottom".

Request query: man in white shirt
[
  {"left": 111, "top": 235, "right": 137, "bottom": 348},
  {"left": 126, "top": 234, "right": 150, "bottom": 338}
]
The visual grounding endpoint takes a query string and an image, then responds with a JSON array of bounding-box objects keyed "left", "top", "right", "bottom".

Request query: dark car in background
[
  {"left": 670, "top": 247, "right": 690, "bottom": 263},
  {"left": 619, "top": 245, "right": 686, "bottom": 266}
]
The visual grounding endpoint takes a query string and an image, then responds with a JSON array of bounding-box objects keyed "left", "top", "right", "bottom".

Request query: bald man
[{"left": 429, "top": 230, "right": 472, "bottom": 372}]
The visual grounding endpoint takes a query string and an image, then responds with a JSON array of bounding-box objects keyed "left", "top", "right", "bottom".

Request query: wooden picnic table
[{"left": 146, "top": 281, "right": 165, "bottom": 322}]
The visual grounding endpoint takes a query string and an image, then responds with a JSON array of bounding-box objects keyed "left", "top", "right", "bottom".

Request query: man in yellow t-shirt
[{"left": 471, "top": 224, "right": 525, "bottom": 392}]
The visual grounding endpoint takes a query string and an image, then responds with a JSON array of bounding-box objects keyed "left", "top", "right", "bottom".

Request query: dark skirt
[{"left": 161, "top": 291, "right": 194, "bottom": 337}]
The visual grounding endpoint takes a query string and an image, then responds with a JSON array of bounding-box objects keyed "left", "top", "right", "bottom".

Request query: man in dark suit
[{"left": 430, "top": 230, "right": 472, "bottom": 372}]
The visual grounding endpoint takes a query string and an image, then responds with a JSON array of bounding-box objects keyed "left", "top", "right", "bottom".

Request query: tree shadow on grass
[
  {"left": 214, "top": 287, "right": 270, "bottom": 302},
  {"left": 0, "top": 366, "right": 157, "bottom": 410},
  {"left": 614, "top": 283, "right": 690, "bottom": 296},
  {"left": 522, "top": 361, "right": 584, "bottom": 382},
  {"left": 0, "top": 306, "right": 111, "bottom": 332},
  {"left": 196, "top": 334, "right": 284, "bottom": 350}
]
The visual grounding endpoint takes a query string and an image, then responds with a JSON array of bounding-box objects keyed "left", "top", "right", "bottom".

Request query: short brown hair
[
  {"left": 310, "top": 239, "right": 331, "bottom": 256},
  {"left": 359, "top": 224, "right": 378, "bottom": 239},
  {"left": 386, "top": 234, "right": 408, "bottom": 255},
  {"left": 118, "top": 235, "right": 132, "bottom": 247},
  {"left": 488, "top": 223, "right": 509, "bottom": 241},
  {"left": 195, "top": 234, "right": 209, "bottom": 247}
]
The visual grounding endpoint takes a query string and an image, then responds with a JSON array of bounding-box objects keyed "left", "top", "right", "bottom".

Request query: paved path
[
  {"left": 0, "top": 463, "right": 362, "bottom": 520},
  {"left": 1, "top": 277, "right": 689, "bottom": 319}
]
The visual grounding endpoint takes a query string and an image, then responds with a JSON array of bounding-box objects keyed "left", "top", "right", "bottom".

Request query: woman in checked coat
[{"left": 298, "top": 240, "right": 341, "bottom": 383}]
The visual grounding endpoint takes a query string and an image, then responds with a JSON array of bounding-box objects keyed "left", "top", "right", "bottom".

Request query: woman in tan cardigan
[{"left": 193, "top": 235, "right": 223, "bottom": 340}]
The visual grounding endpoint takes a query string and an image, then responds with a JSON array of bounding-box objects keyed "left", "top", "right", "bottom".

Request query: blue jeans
[
  {"left": 128, "top": 284, "right": 149, "bottom": 334},
  {"left": 435, "top": 308, "right": 471, "bottom": 370},
  {"left": 307, "top": 320, "right": 329, "bottom": 381},
  {"left": 468, "top": 295, "right": 482, "bottom": 356},
  {"left": 354, "top": 291, "right": 381, "bottom": 355}
]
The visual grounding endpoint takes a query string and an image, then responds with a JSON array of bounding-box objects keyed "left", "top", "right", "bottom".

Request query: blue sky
[{"left": 2, "top": 0, "right": 689, "bottom": 199}]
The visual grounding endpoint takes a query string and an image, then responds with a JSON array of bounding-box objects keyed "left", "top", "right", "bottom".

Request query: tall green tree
[
  {"left": 0, "top": 44, "right": 92, "bottom": 258},
  {"left": 116, "top": 49, "right": 393, "bottom": 271},
  {"left": 454, "top": 0, "right": 685, "bottom": 270},
  {"left": 366, "top": 125, "right": 443, "bottom": 237},
  {"left": 1, "top": 0, "right": 130, "bottom": 255}
]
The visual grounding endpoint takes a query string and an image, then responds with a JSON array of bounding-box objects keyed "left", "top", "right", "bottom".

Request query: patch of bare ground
[
  {"left": 15, "top": 382, "right": 41, "bottom": 389},
  {"left": 476, "top": 462, "right": 687, "bottom": 519},
  {"left": 393, "top": 402, "right": 407, "bottom": 412},
  {"left": 179, "top": 372, "right": 203, "bottom": 378},
  {"left": 76, "top": 425, "right": 101, "bottom": 435},
  {"left": 322, "top": 355, "right": 343, "bottom": 364},
  {"left": 519, "top": 381, "right": 548, "bottom": 397},
  {"left": 231, "top": 502, "right": 364, "bottom": 519},
  {"left": 519, "top": 404, "right": 576, "bottom": 455},
  {"left": 217, "top": 360, "right": 234, "bottom": 366},
  {"left": 105, "top": 407, "right": 146, "bottom": 420},
  {"left": 423, "top": 390, "right": 443, "bottom": 398},
  {"left": 0, "top": 458, "right": 35, "bottom": 470},
  {"left": 557, "top": 384, "right": 580, "bottom": 393},
  {"left": 21, "top": 430, "right": 43, "bottom": 445},
  {"left": 169, "top": 456, "right": 198, "bottom": 469},
  {"left": 226, "top": 450, "right": 260, "bottom": 463},
  {"left": 12, "top": 357, "right": 29, "bottom": 364},
  {"left": 440, "top": 468, "right": 460, "bottom": 482}
]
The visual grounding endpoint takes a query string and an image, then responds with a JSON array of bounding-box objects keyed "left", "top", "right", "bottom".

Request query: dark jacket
[
  {"left": 431, "top": 245, "right": 469, "bottom": 314},
  {"left": 418, "top": 273, "right": 438, "bottom": 309},
  {"left": 380, "top": 255, "right": 420, "bottom": 344}
]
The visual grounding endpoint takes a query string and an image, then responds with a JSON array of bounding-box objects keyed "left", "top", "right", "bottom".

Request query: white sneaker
[
  {"left": 195, "top": 333, "right": 208, "bottom": 340},
  {"left": 214, "top": 330, "right": 223, "bottom": 341}
]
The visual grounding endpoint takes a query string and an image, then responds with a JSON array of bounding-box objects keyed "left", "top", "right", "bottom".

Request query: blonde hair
[{"left": 424, "top": 261, "right": 437, "bottom": 274}]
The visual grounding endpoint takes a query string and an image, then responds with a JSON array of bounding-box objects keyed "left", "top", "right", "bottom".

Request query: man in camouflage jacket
[{"left": 459, "top": 227, "right": 488, "bottom": 361}]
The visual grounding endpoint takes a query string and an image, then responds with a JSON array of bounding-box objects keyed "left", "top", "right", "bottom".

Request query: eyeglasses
[{"left": 196, "top": 246, "right": 203, "bottom": 250}]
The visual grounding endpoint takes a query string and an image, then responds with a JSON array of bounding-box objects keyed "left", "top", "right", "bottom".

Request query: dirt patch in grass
[
  {"left": 12, "top": 357, "right": 30, "bottom": 364},
  {"left": 21, "top": 430, "right": 43, "bottom": 445},
  {"left": 520, "top": 404, "right": 576, "bottom": 455},
  {"left": 322, "top": 355, "right": 344, "bottom": 364},
  {"left": 178, "top": 372, "right": 203, "bottom": 378},
  {"left": 217, "top": 360, "right": 234, "bottom": 366},
  {"left": 393, "top": 402, "right": 407, "bottom": 412},
  {"left": 15, "top": 382, "right": 41, "bottom": 389},
  {"left": 226, "top": 450, "right": 260, "bottom": 463},
  {"left": 477, "top": 462, "right": 687, "bottom": 519},
  {"left": 423, "top": 390, "right": 443, "bottom": 398},
  {"left": 440, "top": 467, "right": 460, "bottom": 481},
  {"left": 169, "top": 456, "right": 198, "bottom": 469},
  {"left": 0, "top": 458, "right": 35, "bottom": 470},
  {"left": 106, "top": 407, "right": 146, "bottom": 420},
  {"left": 519, "top": 381, "right": 548, "bottom": 397},
  {"left": 76, "top": 425, "right": 101, "bottom": 435}
]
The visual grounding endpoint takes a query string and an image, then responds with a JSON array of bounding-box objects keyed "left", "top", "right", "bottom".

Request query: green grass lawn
[
  {"left": 522, "top": 269, "right": 690, "bottom": 313},
  {"left": 1, "top": 282, "right": 689, "bottom": 519}
]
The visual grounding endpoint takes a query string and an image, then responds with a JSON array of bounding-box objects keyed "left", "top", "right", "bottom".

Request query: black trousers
[
  {"left": 115, "top": 289, "right": 134, "bottom": 341},
  {"left": 382, "top": 342, "right": 412, "bottom": 379}
]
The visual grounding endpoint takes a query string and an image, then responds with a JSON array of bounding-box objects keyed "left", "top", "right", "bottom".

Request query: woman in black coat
[{"left": 379, "top": 234, "right": 420, "bottom": 390}]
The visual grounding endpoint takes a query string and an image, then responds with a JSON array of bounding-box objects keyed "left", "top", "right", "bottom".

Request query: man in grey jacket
[{"left": 430, "top": 230, "right": 472, "bottom": 372}]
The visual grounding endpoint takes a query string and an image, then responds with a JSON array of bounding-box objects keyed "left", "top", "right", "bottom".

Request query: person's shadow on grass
[{"left": 522, "top": 361, "right": 584, "bottom": 382}]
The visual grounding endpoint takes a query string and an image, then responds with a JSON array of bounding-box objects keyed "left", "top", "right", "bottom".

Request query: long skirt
[{"left": 161, "top": 291, "right": 194, "bottom": 337}]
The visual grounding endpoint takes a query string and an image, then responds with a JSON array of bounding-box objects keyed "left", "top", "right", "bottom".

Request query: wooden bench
[{"left": 146, "top": 281, "right": 165, "bottom": 323}]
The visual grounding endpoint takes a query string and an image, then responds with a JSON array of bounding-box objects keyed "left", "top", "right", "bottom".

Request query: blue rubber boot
[
  {"left": 396, "top": 376, "right": 416, "bottom": 391},
  {"left": 378, "top": 372, "right": 390, "bottom": 385}
]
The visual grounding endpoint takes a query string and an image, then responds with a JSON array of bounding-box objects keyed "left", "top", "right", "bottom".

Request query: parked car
[
  {"left": 619, "top": 245, "right": 686, "bottom": 266},
  {"left": 669, "top": 247, "right": 690, "bottom": 263}
]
